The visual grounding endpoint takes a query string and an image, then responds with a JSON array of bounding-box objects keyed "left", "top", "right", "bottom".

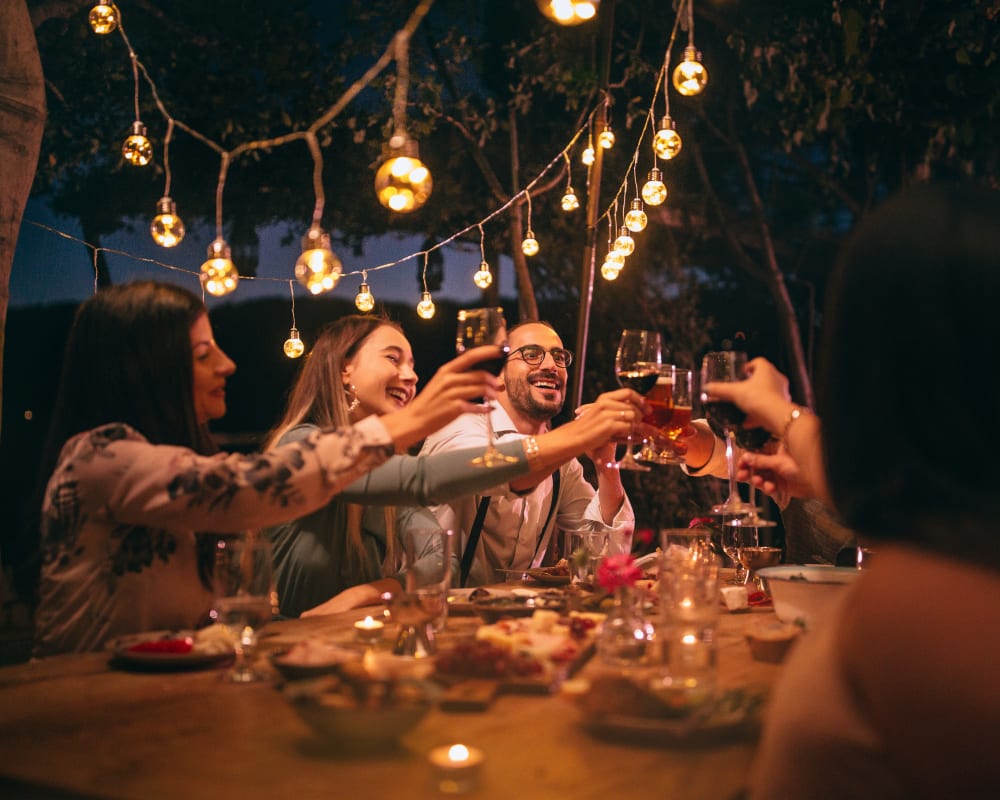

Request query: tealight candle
[
  {"left": 428, "top": 743, "right": 485, "bottom": 794},
  {"left": 353, "top": 615, "right": 384, "bottom": 644}
]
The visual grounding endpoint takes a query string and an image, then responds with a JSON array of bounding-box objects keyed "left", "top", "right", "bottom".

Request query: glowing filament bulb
[
  {"left": 521, "top": 230, "right": 539, "bottom": 257},
  {"left": 642, "top": 168, "right": 668, "bottom": 206},
  {"left": 673, "top": 45, "right": 708, "bottom": 97},
  {"left": 150, "top": 196, "right": 185, "bottom": 247},
  {"left": 581, "top": 144, "right": 595, "bottom": 166},
  {"left": 89, "top": 3, "right": 118, "bottom": 34},
  {"left": 601, "top": 260, "right": 623, "bottom": 280},
  {"left": 355, "top": 282, "right": 375, "bottom": 313},
  {"left": 283, "top": 327, "right": 305, "bottom": 359},
  {"left": 416, "top": 291, "right": 436, "bottom": 320},
  {"left": 473, "top": 261, "right": 493, "bottom": 290},
  {"left": 598, "top": 124, "right": 615, "bottom": 149},
  {"left": 653, "top": 115, "right": 683, "bottom": 161},
  {"left": 538, "top": 0, "right": 599, "bottom": 25},
  {"left": 200, "top": 238, "right": 239, "bottom": 297},
  {"left": 605, "top": 250, "right": 626, "bottom": 269},
  {"left": 625, "top": 199, "right": 647, "bottom": 232},
  {"left": 374, "top": 137, "right": 433, "bottom": 213},
  {"left": 561, "top": 186, "right": 580, "bottom": 211},
  {"left": 295, "top": 226, "right": 342, "bottom": 295},
  {"left": 122, "top": 121, "right": 153, "bottom": 167},
  {"left": 613, "top": 226, "right": 635, "bottom": 257}
]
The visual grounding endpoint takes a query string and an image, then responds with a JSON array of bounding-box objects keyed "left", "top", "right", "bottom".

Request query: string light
[
  {"left": 416, "top": 290, "right": 436, "bottom": 319},
  {"left": 122, "top": 120, "right": 152, "bottom": 167},
  {"left": 625, "top": 198, "right": 648, "bottom": 232},
  {"left": 581, "top": 126, "right": 595, "bottom": 166},
  {"left": 642, "top": 167, "right": 668, "bottom": 206},
  {"left": 613, "top": 225, "right": 635, "bottom": 257},
  {"left": 200, "top": 237, "right": 239, "bottom": 297},
  {"left": 600, "top": 215, "right": 623, "bottom": 281},
  {"left": 283, "top": 282, "right": 305, "bottom": 358},
  {"left": 355, "top": 271, "right": 375, "bottom": 312},
  {"left": 601, "top": 260, "right": 623, "bottom": 280},
  {"left": 673, "top": 2, "right": 708, "bottom": 97},
  {"left": 375, "top": 31, "right": 432, "bottom": 213},
  {"left": 653, "top": 115, "right": 682, "bottom": 160},
  {"left": 89, "top": 2, "right": 118, "bottom": 35},
  {"left": 150, "top": 197, "right": 185, "bottom": 247},
  {"left": 536, "top": 0, "right": 599, "bottom": 26},
  {"left": 472, "top": 224, "right": 493, "bottom": 289},
  {"left": 598, "top": 121, "right": 615, "bottom": 149},
  {"left": 295, "top": 225, "right": 342, "bottom": 295},
  {"left": 561, "top": 152, "right": 579, "bottom": 211},
  {"left": 521, "top": 190, "right": 539, "bottom": 256}
]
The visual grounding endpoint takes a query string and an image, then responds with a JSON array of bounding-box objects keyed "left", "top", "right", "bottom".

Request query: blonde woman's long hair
[{"left": 265, "top": 315, "right": 402, "bottom": 580}]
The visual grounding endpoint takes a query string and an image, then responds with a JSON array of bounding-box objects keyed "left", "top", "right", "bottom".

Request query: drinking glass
[
  {"left": 212, "top": 534, "right": 276, "bottom": 683},
  {"left": 388, "top": 529, "right": 454, "bottom": 656},
  {"left": 721, "top": 519, "right": 758, "bottom": 584},
  {"left": 699, "top": 351, "right": 757, "bottom": 514},
  {"left": 613, "top": 329, "right": 663, "bottom": 471},
  {"left": 456, "top": 308, "right": 515, "bottom": 467},
  {"left": 639, "top": 366, "right": 692, "bottom": 465}
]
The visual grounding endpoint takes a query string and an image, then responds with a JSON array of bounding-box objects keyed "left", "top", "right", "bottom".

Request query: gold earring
[{"left": 346, "top": 384, "right": 360, "bottom": 413}]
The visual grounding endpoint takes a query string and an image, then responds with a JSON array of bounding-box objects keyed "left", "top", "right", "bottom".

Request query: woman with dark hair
[
  {"left": 704, "top": 183, "right": 1000, "bottom": 798},
  {"left": 264, "top": 315, "right": 644, "bottom": 617},
  {"left": 31, "top": 282, "right": 505, "bottom": 656}
]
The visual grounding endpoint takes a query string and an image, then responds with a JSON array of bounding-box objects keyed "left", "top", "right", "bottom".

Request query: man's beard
[{"left": 506, "top": 373, "right": 564, "bottom": 422}]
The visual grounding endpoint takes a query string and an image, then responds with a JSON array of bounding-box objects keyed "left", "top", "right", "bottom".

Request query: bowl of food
[
  {"left": 472, "top": 593, "right": 564, "bottom": 624},
  {"left": 757, "top": 565, "right": 859, "bottom": 631},
  {"left": 285, "top": 674, "right": 435, "bottom": 751}
]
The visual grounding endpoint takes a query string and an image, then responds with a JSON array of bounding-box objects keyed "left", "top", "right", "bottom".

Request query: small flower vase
[{"left": 597, "top": 585, "right": 650, "bottom": 666}]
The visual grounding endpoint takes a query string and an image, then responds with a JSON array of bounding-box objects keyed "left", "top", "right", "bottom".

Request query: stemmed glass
[
  {"left": 212, "top": 534, "right": 276, "bottom": 683},
  {"left": 613, "top": 329, "right": 663, "bottom": 471},
  {"left": 456, "top": 308, "right": 515, "bottom": 467},
  {"left": 699, "top": 351, "right": 757, "bottom": 514},
  {"left": 721, "top": 519, "right": 758, "bottom": 585}
]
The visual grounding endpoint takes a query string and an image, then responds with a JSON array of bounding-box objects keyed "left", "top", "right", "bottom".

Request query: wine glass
[
  {"left": 699, "top": 351, "right": 757, "bottom": 514},
  {"left": 722, "top": 519, "right": 758, "bottom": 585},
  {"left": 613, "top": 329, "right": 663, "bottom": 471},
  {"left": 212, "top": 534, "right": 276, "bottom": 683},
  {"left": 456, "top": 308, "right": 516, "bottom": 467}
]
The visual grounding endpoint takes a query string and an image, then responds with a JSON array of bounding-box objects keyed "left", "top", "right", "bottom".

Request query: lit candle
[
  {"left": 428, "top": 743, "right": 485, "bottom": 794},
  {"left": 353, "top": 615, "right": 384, "bottom": 644}
]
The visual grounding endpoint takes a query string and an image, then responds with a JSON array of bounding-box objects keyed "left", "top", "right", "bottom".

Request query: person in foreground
[
  {"left": 420, "top": 321, "right": 638, "bottom": 586},
  {"left": 264, "top": 316, "right": 646, "bottom": 616},
  {"left": 30, "top": 282, "right": 503, "bottom": 656},
  {"left": 704, "top": 183, "right": 1000, "bottom": 799}
]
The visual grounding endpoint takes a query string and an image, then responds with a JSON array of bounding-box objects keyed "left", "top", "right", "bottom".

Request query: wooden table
[{"left": 0, "top": 592, "right": 786, "bottom": 800}]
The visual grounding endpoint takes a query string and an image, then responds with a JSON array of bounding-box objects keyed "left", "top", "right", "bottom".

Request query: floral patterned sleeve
[{"left": 47, "top": 418, "right": 395, "bottom": 534}]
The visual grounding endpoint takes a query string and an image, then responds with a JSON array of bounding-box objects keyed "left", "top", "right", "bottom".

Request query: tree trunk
[{"left": 0, "top": 0, "right": 47, "bottom": 441}]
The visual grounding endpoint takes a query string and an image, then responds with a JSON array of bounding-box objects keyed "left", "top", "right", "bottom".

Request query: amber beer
[
  {"left": 662, "top": 405, "right": 692, "bottom": 439},
  {"left": 642, "top": 375, "right": 674, "bottom": 429}
]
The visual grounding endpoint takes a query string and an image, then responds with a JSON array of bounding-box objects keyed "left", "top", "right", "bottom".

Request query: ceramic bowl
[{"left": 757, "top": 565, "right": 859, "bottom": 631}]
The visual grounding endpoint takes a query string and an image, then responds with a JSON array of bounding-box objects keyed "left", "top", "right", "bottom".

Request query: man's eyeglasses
[{"left": 507, "top": 344, "right": 574, "bottom": 368}]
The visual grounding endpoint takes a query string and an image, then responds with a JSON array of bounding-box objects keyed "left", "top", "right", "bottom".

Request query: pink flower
[
  {"left": 689, "top": 517, "right": 714, "bottom": 529},
  {"left": 597, "top": 553, "right": 642, "bottom": 593},
  {"left": 636, "top": 528, "right": 654, "bottom": 546}
]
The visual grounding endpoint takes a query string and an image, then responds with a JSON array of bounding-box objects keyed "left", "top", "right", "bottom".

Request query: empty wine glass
[
  {"left": 613, "top": 329, "right": 663, "bottom": 471},
  {"left": 212, "top": 534, "right": 276, "bottom": 683},
  {"left": 456, "top": 308, "right": 516, "bottom": 467},
  {"left": 700, "top": 351, "right": 758, "bottom": 514}
]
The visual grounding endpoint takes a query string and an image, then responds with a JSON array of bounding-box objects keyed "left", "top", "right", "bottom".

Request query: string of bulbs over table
[{"left": 77, "top": 0, "right": 708, "bottom": 358}]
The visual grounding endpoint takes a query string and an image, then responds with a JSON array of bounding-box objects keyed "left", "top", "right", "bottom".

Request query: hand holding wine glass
[
  {"left": 613, "top": 329, "right": 663, "bottom": 471},
  {"left": 456, "top": 308, "right": 516, "bottom": 467}
]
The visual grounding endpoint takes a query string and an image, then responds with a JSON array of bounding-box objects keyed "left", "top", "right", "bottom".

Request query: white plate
[{"left": 108, "top": 631, "right": 234, "bottom": 671}]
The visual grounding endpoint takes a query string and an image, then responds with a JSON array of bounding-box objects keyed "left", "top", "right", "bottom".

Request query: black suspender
[{"left": 459, "top": 469, "right": 561, "bottom": 587}]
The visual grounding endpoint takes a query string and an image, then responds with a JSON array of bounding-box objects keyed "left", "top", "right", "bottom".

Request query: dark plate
[
  {"left": 472, "top": 594, "right": 565, "bottom": 623},
  {"left": 524, "top": 568, "right": 571, "bottom": 586}
]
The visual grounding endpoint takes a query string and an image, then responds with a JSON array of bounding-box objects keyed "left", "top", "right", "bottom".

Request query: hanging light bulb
[
  {"left": 561, "top": 186, "right": 580, "bottom": 212},
  {"left": 473, "top": 260, "right": 493, "bottom": 290},
  {"left": 601, "top": 260, "right": 623, "bottom": 280},
  {"left": 581, "top": 142, "right": 595, "bottom": 166},
  {"left": 200, "top": 238, "right": 239, "bottom": 297},
  {"left": 625, "top": 199, "right": 648, "bottom": 233},
  {"left": 89, "top": 2, "right": 118, "bottom": 34},
  {"left": 598, "top": 123, "right": 616, "bottom": 150},
  {"left": 673, "top": 45, "right": 708, "bottom": 97},
  {"left": 294, "top": 225, "right": 343, "bottom": 295},
  {"left": 605, "top": 249, "right": 626, "bottom": 269},
  {"left": 642, "top": 168, "right": 668, "bottom": 206},
  {"left": 355, "top": 280, "right": 375, "bottom": 313},
  {"left": 521, "top": 230, "right": 539, "bottom": 257},
  {"left": 536, "top": 0, "right": 599, "bottom": 25},
  {"left": 653, "top": 115, "right": 683, "bottom": 160},
  {"left": 122, "top": 121, "right": 153, "bottom": 167},
  {"left": 416, "top": 291, "right": 436, "bottom": 319},
  {"left": 613, "top": 226, "right": 635, "bottom": 257},
  {"left": 283, "top": 327, "right": 305, "bottom": 359},
  {"left": 374, "top": 135, "right": 433, "bottom": 213},
  {"left": 149, "top": 196, "right": 185, "bottom": 247}
]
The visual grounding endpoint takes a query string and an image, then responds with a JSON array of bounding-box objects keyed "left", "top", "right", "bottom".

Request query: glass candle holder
[
  {"left": 428, "top": 743, "right": 484, "bottom": 794},
  {"left": 353, "top": 615, "right": 385, "bottom": 645}
]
